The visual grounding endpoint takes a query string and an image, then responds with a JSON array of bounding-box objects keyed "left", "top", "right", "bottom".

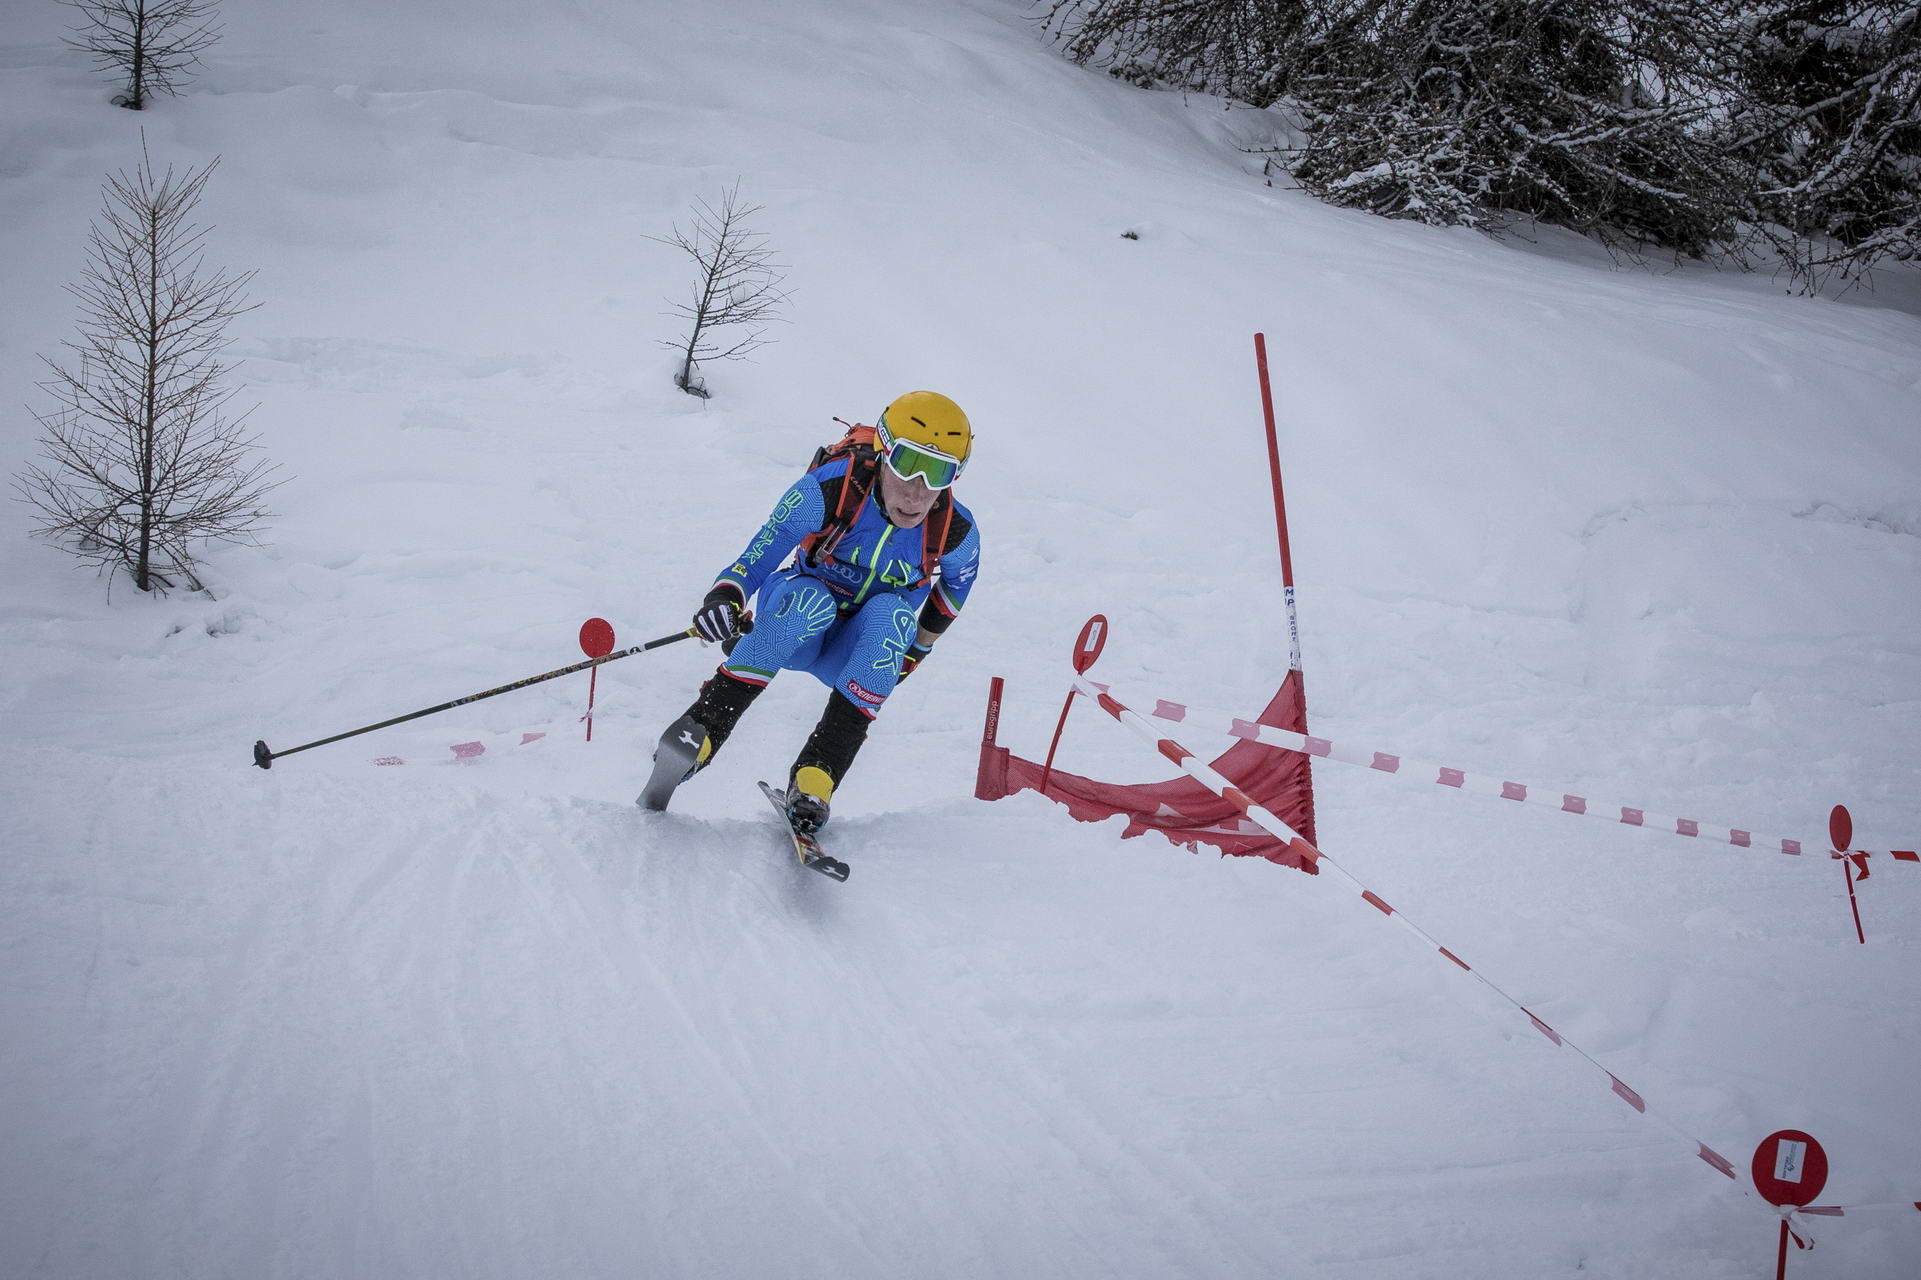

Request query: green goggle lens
[{"left": 883, "top": 442, "right": 963, "bottom": 490}]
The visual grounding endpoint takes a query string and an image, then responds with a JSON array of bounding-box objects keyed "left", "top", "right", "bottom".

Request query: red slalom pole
[
  {"left": 1038, "top": 691, "right": 1076, "bottom": 797},
  {"left": 1254, "top": 332, "right": 1302, "bottom": 674},
  {"left": 1843, "top": 858, "right": 1867, "bottom": 944},
  {"left": 587, "top": 667, "right": 599, "bottom": 739},
  {"left": 1255, "top": 333, "right": 1318, "bottom": 843}
]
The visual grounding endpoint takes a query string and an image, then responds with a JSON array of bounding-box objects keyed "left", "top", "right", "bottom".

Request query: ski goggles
[{"left": 875, "top": 418, "right": 966, "bottom": 490}]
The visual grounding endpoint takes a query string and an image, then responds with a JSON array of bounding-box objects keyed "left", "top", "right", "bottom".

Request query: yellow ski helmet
[{"left": 876, "top": 391, "right": 971, "bottom": 489}]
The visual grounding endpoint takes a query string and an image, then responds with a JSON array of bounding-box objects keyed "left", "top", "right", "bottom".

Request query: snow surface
[{"left": 4, "top": 1, "right": 1920, "bottom": 1276}]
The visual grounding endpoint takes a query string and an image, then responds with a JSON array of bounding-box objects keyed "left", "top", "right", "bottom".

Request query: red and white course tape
[
  {"left": 1086, "top": 682, "right": 1918, "bottom": 869},
  {"left": 372, "top": 730, "right": 547, "bottom": 766},
  {"left": 1074, "top": 677, "right": 1920, "bottom": 1236}
]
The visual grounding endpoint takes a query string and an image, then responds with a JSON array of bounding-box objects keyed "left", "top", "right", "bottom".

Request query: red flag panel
[{"left": 976, "top": 674, "right": 1319, "bottom": 874}]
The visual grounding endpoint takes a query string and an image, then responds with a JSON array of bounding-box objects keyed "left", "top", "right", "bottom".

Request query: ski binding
[{"left": 757, "top": 781, "right": 850, "bottom": 881}]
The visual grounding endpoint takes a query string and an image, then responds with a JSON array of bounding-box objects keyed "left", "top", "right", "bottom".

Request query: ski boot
[{"left": 784, "top": 765, "right": 835, "bottom": 835}]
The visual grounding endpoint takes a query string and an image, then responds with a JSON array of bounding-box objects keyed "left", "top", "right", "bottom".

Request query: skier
[{"left": 639, "top": 390, "right": 982, "bottom": 834}]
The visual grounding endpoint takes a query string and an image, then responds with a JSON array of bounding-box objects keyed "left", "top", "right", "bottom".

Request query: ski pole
[{"left": 252, "top": 626, "right": 701, "bottom": 769}]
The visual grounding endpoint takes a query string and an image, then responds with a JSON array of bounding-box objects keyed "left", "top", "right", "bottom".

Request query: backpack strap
[
  {"left": 921, "top": 491, "right": 954, "bottom": 580},
  {"left": 799, "top": 446, "right": 880, "bottom": 568}
]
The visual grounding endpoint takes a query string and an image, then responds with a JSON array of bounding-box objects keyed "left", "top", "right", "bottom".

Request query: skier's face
[{"left": 877, "top": 464, "right": 936, "bottom": 528}]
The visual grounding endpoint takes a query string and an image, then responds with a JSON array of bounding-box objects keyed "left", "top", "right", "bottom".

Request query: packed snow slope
[{"left": 4, "top": 1, "right": 1920, "bottom": 1277}]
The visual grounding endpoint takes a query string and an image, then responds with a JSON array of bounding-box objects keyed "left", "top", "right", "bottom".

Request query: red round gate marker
[
  {"left": 579, "top": 617, "right": 616, "bottom": 659},
  {"left": 1072, "top": 614, "right": 1109, "bottom": 675},
  {"left": 1752, "top": 1129, "right": 1828, "bottom": 1206},
  {"left": 1830, "top": 803, "right": 1870, "bottom": 944},
  {"left": 578, "top": 618, "right": 616, "bottom": 741},
  {"left": 1042, "top": 615, "right": 1111, "bottom": 796},
  {"left": 1752, "top": 1129, "right": 1828, "bottom": 1280}
]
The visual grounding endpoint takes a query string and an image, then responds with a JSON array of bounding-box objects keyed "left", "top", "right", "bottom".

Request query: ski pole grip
[{"left": 722, "top": 612, "right": 754, "bottom": 657}]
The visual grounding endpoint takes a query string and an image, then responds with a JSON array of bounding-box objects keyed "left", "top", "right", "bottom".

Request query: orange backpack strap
[
  {"left": 921, "top": 491, "right": 955, "bottom": 580},
  {"left": 799, "top": 422, "right": 881, "bottom": 568}
]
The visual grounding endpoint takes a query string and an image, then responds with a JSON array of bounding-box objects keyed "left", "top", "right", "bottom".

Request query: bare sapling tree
[
  {"left": 650, "top": 183, "right": 790, "bottom": 399},
  {"left": 16, "top": 144, "right": 279, "bottom": 596},
  {"left": 63, "top": 0, "right": 222, "bottom": 110}
]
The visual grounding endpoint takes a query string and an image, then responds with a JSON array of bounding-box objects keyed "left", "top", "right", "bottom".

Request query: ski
[
  {"left": 638, "top": 713, "right": 706, "bottom": 812},
  {"left": 757, "top": 781, "right": 850, "bottom": 881}
]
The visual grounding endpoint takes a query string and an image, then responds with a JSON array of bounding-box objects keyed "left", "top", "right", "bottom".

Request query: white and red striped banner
[
  {"left": 1074, "top": 677, "right": 1918, "bottom": 1235},
  {"left": 1085, "top": 682, "right": 1917, "bottom": 869}
]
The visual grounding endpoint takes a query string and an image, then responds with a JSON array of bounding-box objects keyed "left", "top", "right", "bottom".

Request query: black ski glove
[{"left": 692, "top": 586, "right": 744, "bottom": 645}]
